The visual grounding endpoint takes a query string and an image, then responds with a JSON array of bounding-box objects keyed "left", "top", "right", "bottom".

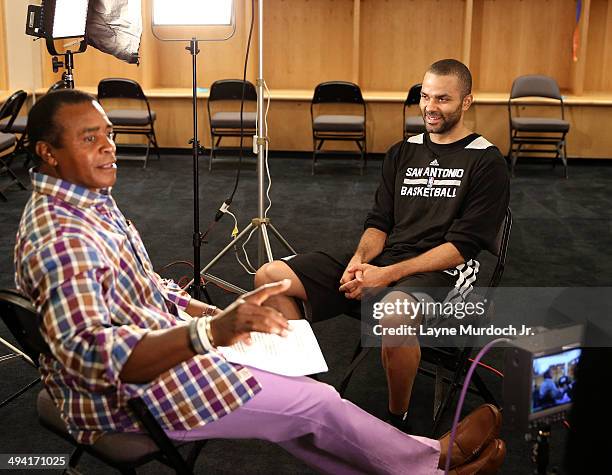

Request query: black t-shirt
[{"left": 364, "top": 132, "right": 510, "bottom": 264}]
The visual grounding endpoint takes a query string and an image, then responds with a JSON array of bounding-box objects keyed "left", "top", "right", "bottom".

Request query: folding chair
[
  {"left": 0, "top": 289, "right": 206, "bottom": 474},
  {"left": 311, "top": 81, "right": 367, "bottom": 175},
  {"left": 207, "top": 79, "right": 257, "bottom": 172},
  {"left": 403, "top": 83, "right": 426, "bottom": 139},
  {"left": 508, "top": 75, "right": 570, "bottom": 178},
  {"left": 0, "top": 91, "right": 29, "bottom": 199},
  {"left": 337, "top": 208, "right": 512, "bottom": 436},
  {"left": 0, "top": 290, "right": 39, "bottom": 409},
  {"left": 0, "top": 90, "right": 28, "bottom": 160},
  {"left": 97, "top": 78, "right": 161, "bottom": 168}
]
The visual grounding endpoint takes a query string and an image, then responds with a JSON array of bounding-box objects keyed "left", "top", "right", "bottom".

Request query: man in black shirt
[{"left": 255, "top": 59, "right": 509, "bottom": 427}]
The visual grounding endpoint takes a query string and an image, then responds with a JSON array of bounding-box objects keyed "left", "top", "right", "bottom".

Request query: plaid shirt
[{"left": 14, "top": 171, "right": 261, "bottom": 444}]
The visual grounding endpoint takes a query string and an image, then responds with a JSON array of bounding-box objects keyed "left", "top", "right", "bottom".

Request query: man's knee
[
  {"left": 383, "top": 345, "right": 421, "bottom": 368},
  {"left": 255, "top": 261, "right": 289, "bottom": 286},
  {"left": 254, "top": 260, "right": 307, "bottom": 300}
]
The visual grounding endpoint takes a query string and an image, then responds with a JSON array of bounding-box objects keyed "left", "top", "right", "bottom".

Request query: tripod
[{"left": 194, "top": 0, "right": 296, "bottom": 296}]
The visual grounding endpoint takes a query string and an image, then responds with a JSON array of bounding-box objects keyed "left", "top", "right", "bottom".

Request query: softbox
[{"left": 86, "top": 0, "right": 142, "bottom": 64}]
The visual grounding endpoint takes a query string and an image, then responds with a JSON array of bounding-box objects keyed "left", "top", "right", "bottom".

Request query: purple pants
[{"left": 166, "top": 367, "right": 442, "bottom": 475}]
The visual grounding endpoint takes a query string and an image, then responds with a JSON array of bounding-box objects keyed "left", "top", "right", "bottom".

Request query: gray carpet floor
[{"left": 1, "top": 151, "right": 611, "bottom": 474}]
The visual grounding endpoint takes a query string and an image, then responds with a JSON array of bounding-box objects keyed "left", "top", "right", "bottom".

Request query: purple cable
[{"left": 444, "top": 337, "right": 511, "bottom": 474}]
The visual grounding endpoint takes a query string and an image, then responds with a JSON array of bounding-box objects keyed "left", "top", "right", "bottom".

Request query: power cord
[
  {"left": 444, "top": 337, "right": 511, "bottom": 475},
  {"left": 213, "top": 0, "right": 255, "bottom": 223}
]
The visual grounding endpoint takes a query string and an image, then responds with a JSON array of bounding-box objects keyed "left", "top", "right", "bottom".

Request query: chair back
[
  {"left": 98, "top": 78, "right": 147, "bottom": 101},
  {"left": 404, "top": 83, "right": 422, "bottom": 107},
  {"left": 209, "top": 79, "right": 257, "bottom": 102},
  {"left": 312, "top": 81, "right": 364, "bottom": 105},
  {"left": 47, "top": 81, "right": 70, "bottom": 94},
  {"left": 0, "top": 90, "right": 28, "bottom": 132},
  {"left": 487, "top": 207, "right": 512, "bottom": 289},
  {"left": 0, "top": 289, "right": 50, "bottom": 363},
  {"left": 510, "top": 75, "right": 562, "bottom": 100}
]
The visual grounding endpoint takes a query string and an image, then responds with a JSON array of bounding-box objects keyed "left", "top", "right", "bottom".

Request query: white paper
[{"left": 217, "top": 320, "right": 328, "bottom": 377}]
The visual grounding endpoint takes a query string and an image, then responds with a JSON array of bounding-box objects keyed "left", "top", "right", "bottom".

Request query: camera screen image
[{"left": 531, "top": 348, "right": 581, "bottom": 414}]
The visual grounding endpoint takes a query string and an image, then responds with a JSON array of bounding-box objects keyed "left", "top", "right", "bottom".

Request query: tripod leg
[
  {"left": 267, "top": 223, "right": 297, "bottom": 255},
  {"left": 199, "top": 223, "right": 256, "bottom": 276},
  {"left": 259, "top": 224, "right": 274, "bottom": 264},
  {"left": 202, "top": 273, "right": 247, "bottom": 295}
]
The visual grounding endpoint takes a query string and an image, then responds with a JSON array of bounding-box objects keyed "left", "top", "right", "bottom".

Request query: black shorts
[{"left": 283, "top": 251, "right": 459, "bottom": 323}]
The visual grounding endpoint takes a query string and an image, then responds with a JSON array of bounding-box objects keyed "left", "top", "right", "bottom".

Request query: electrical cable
[
  {"left": 468, "top": 358, "right": 504, "bottom": 378},
  {"left": 221, "top": 208, "right": 257, "bottom": 274},
  {"left": 213, "top": 0, "right": 255, "bottom": 223},
  {"left": 237, "top": 227, "right": 258, "bottom": 274},
  {"left": 263, "top": 79, "right": 272, "bottom": 217},
  {"left": 444, "top": 337, "right": 511, "bottom": 475}
]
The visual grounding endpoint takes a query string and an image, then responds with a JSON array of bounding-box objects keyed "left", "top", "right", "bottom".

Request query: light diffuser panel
[
  {"left": 51, "top": 0, "right": 89, "bottom": 38},
  {"left": 152, "top": 0, "right": 233, "bottom": 26}
]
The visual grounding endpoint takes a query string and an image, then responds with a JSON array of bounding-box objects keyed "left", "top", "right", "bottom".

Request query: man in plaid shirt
[{"left": 14, "top": 89, "right": 504, "bottom": 474}]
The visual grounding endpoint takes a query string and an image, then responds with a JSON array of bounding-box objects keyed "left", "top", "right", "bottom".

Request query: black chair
[
  {"left": 97, "top": 78, "right": 161, "bottom": 168},
  {"left": 311, "top": 81, "right": 367, "bottom": 175},
  {"left": 0, "top": 91, "right": 29, "bottom": 200},
  {"left": 0, "top": 290, "right": 40, "bottom": 409},
  {"left": 0, "top": 90, "right": 28, "bottom": 156},
  {"left": 207, "top": 79, "right": 257, "bottom": 172},
  {"left": 0, "top": 289, "right": 205, "bottom": 474},
  {"left": 337, "top": 208, "right": 512, "bottom": 436},
  {"left": 403, "top": 83, "right": 425, "bottom": 139},
  {"left": 508, "top": 75, "right": 570, "bottom": 178}
]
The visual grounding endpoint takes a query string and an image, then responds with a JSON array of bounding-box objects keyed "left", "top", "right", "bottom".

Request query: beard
[{"left": 423, "top": 104, "right": 463, "bottom": 134}]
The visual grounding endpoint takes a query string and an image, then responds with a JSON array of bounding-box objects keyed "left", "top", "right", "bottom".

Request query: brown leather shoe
[
  {"left": 449, "top": 439, "right": 506, "bottom": 475},
  {"left": 438, "top": 404, "right": 502, "bottom": 470}
]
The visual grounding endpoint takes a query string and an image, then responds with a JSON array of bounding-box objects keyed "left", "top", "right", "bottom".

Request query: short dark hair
[
  {"left": 427, "top": 59, "right": 472, "bottom": 97},
  {"left": 27, "top": 89, "right": 96, "bottom": 157}
]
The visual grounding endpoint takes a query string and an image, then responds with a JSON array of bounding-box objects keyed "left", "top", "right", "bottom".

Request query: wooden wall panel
[
  {"left": 471, "top": 0, "right": 576, "bottom": 93},
  {"left": 0, "top": 0, "right": 8, "bottom": 90},
  {"left": 153, "top": 0, "right": 255, "bottom": 88},
  {"left": 584, "top": 0, "right": 612, "bottom": 92},
  {"left": 263, "top": 0, "right": 354, "bottom": 89},
  {"left": 359, "top": 0, "right": 465, "bottom": 91}
]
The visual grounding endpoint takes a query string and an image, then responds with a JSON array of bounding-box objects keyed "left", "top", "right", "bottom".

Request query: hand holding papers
[{"left": 218, "top": 320, "right": 328, "bottom": 377}]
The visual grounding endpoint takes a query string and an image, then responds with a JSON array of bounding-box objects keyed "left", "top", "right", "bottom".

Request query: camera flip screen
[{"left": 531, "top": 348, "right": 581, "bottom": 414}]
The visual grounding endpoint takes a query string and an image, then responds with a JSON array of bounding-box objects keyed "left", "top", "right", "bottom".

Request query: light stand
[
  {"left": 46, "top": 38, "right": 88, "bottom": 89},
  {"left": 195, "top": 0, "right": 296, "bottom": 294},
  {"left": 151, "top": 0, "right": 238, "bottom": 300}
]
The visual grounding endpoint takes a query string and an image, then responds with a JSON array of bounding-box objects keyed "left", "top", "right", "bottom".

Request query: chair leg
[
  {"left": 561, "top": 140, "right": 568, "bottom": 179},
  {"left": 186, "top": 440, "right": 207, "bottom": 469},
  {"left": 356, "top": 140, "right": 364, "bottom": 176},
  {"left": 0, "top": 377, "right": 40, "bottom": 409},
  {"left": 151, "top": 126, "right": 161, "bottom": 161},
  {"left": 141, "top": 136, "right": 152, "bottom": 169},
  {"left": 312, "top": 138, "right": 322, "bottom": 176},
  {"left": 338, "top": 346, "right": 372, "bottom": 397},
  {"left": 66, "top": 446, "right": 84, "bottom": 472},
  {"left": 511, "top": 142, "right": 521, "bottom": 178},
  {"left": 1, "top": 159, "right": 28, "bottom": 191},
  {"left": 209, "top": 136, "right": 216, "bottom": 172}
]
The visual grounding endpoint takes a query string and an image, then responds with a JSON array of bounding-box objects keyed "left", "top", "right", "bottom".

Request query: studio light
[
  {"left": 26, "top": 0, "right": 90, "bottom": 40},
  {"left": 152, "top": 0, "right": 233, "bottom": 26},
  {"left": 151, "top": 0, "right": 236, "bottom": 41}
]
